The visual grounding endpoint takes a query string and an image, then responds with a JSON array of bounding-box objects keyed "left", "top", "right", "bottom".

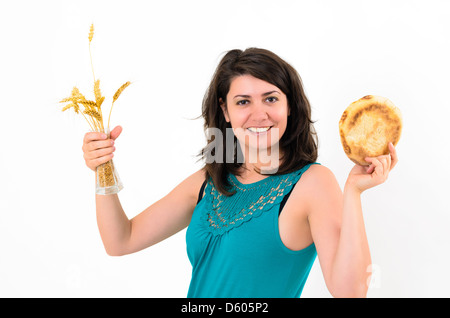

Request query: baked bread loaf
[{"left": 339, "top": 95, "right": 402, "bottom": 166}]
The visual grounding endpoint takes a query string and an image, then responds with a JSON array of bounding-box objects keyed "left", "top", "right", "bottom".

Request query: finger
[
  {"left": 379, "top": 155, "right": 390, "bottom": 179},
  {"left": 366, "top": 163, "right": 375, "bottom": 174},
  {"left": 365, "top": 157, "right": 383, "bottom": 176},
  {"left": 388, "top": 142, "right": 398, "bottom": 171},
  {"left": 110, "top": 125, "right": 122, "bottom": 141},
  {"left": 384, "top": 154, "right": 391, "bottom": 179},
  {"left": 386, "top": 153, "right": 392, "bottom": 172},
  {"left": 84, "top": 145, "right": 115, "bottom": 160},
  {"left": 86, "top": 139, "right": 115, "bottom": 152},
  {"left": 91, "top": 153, "right": 115, "bottom": 169},
  {"left": 83, "top": 131, "right": 107, "bottom": 144}
]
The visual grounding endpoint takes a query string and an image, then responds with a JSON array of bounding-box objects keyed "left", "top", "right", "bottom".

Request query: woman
[{"left": 82, "top": 48, "right": 398, "bottom": 298}]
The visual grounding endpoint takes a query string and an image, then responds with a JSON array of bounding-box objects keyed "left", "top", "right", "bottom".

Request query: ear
[{"left": 219, "top": 98, "right": 230, "bottom": 123}]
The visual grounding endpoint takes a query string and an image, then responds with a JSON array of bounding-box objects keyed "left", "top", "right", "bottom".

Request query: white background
[{"left": 0, "top": 0, "right": 449, "bottom": 297}]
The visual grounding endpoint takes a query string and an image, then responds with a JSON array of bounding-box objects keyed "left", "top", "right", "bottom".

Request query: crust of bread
[{"left": 339, "top": 95, "right": 402, "bottom": 166}]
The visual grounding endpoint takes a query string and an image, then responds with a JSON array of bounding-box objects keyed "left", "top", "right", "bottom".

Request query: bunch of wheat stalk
[
  {"left": 60, "top": 24, "right": 130, "bottom": 134},
  {"left": 60, "top": 24, "right": 130, "bottom": 191}
]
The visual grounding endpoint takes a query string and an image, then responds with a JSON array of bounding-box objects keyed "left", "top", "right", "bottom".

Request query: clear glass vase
[
  {"left": 95, "top": 129, "right": 123, "bottom": 195},
  {"left": 96, "top": 159, "right": 123, "bottom": 195}
]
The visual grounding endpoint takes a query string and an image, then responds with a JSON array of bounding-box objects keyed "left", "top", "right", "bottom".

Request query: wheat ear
[
  {"left": 88, "top": 23, "right": 96, "bottom": 82},
  {"left": 107, "top": 81, "right": 131, "bottom": 130},
  {"left": 94, "top": 79, "right": 104, "bottom": 107},
  {"left": 88, "top": 24, "right": 94, "bottom": 42}
]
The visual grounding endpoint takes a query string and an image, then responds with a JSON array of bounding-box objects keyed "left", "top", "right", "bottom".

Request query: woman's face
[{"left": 221, "top": 74, "right": 289, "bottom": 152}]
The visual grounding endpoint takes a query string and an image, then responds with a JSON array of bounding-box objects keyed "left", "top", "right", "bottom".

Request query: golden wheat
[
  {"left": 94, "top": 79, "right": 102, "bottom": 104},
  {"left": 97, "top": 160, "right": 117, "bottom": 187},
  {"left": 71, "top": 87, "right": 84, "bottom": 100},
  {"left": 88, "top": 24, "right": 94, "bottom": 42},
  {"left": 113, "top": 81, "right": 131, "bottom": 103},
  {"left": 96, "top": 96, "right": 105, "bottom": 109},
  {"left": 79, "top": 99, "right": 97, "bottom": 108},
  {"left": 60, "top": 23, "right": 130, "bottom": 192},
  {"left": 107, "top": 81, "right": 131, "bottom": 130},
  {"left": 84, "top": 109, "right": 102, "bottom": 122},
  {"left": 62, "top": 103, "right": 79, "bottom": 113},
  {"left": 89, "top": 24, "right": 96, "bottom": 82},
  {"left": 59, "top": 97, "right": 73, "bottom": 104},
  {"left": 60, "top": 23, "right": 130, "bottom": 134}
]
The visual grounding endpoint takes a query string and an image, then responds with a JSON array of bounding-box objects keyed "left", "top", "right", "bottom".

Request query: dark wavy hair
[{"left": 197, "top": 48, "right": 318, "bottom": 196}]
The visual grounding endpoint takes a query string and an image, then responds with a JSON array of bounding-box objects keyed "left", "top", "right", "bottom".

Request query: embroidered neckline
[
  {"left": 228, "top": 173, "right": 271, "bottom": 190},
  {"left": 200, "top": 163, "right": 318, "bottom": 236}
]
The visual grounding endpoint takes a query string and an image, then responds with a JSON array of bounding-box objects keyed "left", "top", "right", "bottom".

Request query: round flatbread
[{"left": 339, "top": 95, "right": 402, "bottom": 166}]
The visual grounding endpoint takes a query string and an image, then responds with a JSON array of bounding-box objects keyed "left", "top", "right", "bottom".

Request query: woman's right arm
[{"left": 83, "top": 126, "right": 206, "bottom": 256}]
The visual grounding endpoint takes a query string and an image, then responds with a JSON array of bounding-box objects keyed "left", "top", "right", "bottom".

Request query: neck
[{"left": 239, "top": 145, "right": 283, "bottom": 176}]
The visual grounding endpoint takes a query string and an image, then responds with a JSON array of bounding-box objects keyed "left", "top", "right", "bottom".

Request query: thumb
[{"left": 109, "top": 125, "right": 122, "bottom": 140}]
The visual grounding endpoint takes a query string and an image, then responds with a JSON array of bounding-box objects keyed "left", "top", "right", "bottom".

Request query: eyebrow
[{"left": 233, "top": 90, "right": 281, "bottom": 99}]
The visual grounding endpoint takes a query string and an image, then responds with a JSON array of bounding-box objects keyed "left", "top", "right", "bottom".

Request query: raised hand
[
  {"left": 82, "top": 126, "right": 122, "bottom": 171},
  {"left": 345, "top": 142, "right": 399, "bottom": 193}
]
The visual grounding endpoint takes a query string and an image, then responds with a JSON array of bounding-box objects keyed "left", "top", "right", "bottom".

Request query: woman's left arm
[{"left": 308, "top": 143, "right": 398, "bottom": 297}]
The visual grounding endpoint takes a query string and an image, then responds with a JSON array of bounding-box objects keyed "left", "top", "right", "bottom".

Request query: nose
[{"left": 250, "top": 101, "right": 269, "bottom": 121}]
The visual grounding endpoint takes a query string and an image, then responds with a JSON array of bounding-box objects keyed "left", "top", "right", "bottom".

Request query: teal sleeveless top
[{"left": 186, "top": 163, "right": 319, "bottom": 298}]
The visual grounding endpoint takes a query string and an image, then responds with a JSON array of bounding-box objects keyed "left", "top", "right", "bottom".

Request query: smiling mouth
[{"left": 247, "top": 126, "right": 272, "bottom": 134}]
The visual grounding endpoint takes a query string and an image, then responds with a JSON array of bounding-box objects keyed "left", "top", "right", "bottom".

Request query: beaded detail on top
[{"left": 201, "top": 163, "right": 316, "bottom": 236}]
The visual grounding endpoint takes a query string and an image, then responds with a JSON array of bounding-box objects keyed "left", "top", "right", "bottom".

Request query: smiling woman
[
  {"left": 198, "top": 48, "right": 318, "bottom": 196},
  {"left": 84, "top": 47, "right": 399, "bottom": 298}
]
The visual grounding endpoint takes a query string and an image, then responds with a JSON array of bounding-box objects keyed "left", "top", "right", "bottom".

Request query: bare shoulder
[
  {"left": 293, "top": 164, "right": 343, "bottom": 212},
  {"left": 178, "top": 167, "right": 207, "bottom": 203},
  {"left": 301, "top": 164, "right": 339, "bottom": 189},
  {"left": 187, "top": 167, "right": 207, "bottom": 186}
]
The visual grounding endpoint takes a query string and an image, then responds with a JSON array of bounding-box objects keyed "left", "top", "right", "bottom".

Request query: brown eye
[
  {"left": 237, "top": 100, "right": 250, "bottom": 106},
  {"left": 266, "top": 96, "right": 278, "bottom": 103}
]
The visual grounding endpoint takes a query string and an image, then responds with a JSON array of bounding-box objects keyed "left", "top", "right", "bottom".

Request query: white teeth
[{"left": 247, "top": 127, "right": 271, "bottom": 133}]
